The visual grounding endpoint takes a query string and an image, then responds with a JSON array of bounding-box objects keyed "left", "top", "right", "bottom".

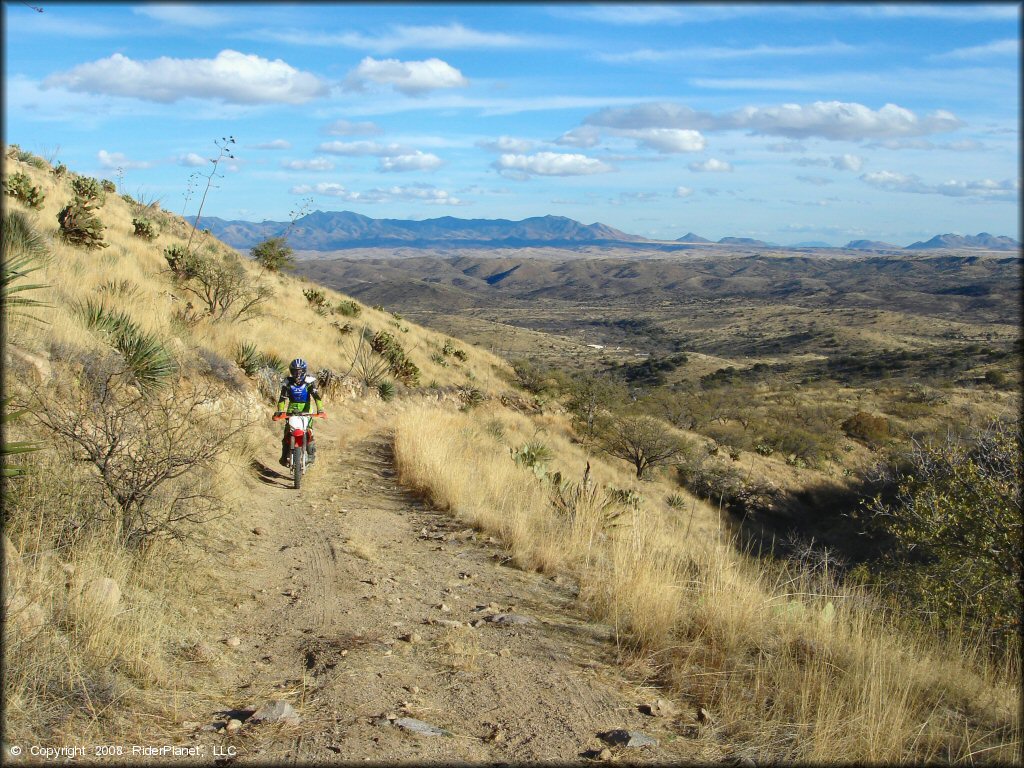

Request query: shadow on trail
[{"left": 250, "top": 458, "right": 294, "bottom": 488}]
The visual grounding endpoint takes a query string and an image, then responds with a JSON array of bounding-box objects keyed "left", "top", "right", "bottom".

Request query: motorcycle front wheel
[{"left": 292, "top": 446, "right": 303, "bottom": 490}]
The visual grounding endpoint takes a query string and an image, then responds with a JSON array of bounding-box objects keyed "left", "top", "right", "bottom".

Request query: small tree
[
  {"left": 251, "top": 236, "right": 294, "bottom": 272},
  {"left": 566, "top": 374, "right": 624, "bottom": 444},
  {"left": 602, "top": 414, "right": 686, "bottom": 479}
]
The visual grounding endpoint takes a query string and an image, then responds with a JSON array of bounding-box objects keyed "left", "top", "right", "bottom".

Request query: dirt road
[{"left": 192, "top": 409, "right": 719, "bottom": 764}]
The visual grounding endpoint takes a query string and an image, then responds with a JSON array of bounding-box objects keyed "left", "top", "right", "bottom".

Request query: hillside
[{"left": 2, "top": 147, "right": 1020, "bottom": 765}]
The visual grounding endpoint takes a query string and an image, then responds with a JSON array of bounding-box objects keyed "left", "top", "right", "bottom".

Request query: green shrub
[
  {"left": 442, "top": 339, "right": 468, "bottom": 361},
  {"left": 101, "top": 179, "right": 116, "bottom": 193},
  {"left": 57, "top": 200, "right": 107, "bottom": 250},
  {"left": 459, "top": 387, "right": 484, "bottom": 410},
  {"left": 234, "top": 341, "right": 263, "bottom": 376},
  {"left": 863, "top": 419, "right": 1022, "bottom": 651},
  {"left": 431, "top": 352, "right": 448, "bottom": 367},
  {"left": 983, "top": 369, "right": 1008, "bottom": 388},
  {"left": 303, "top": 287, "right": 329, "bottom": 315},
  {"left": 132, "top": 217, "right": 158, "bottom": 241},
  {"left": 70, "top": 176, "right": 104, "bottom": 205},
  {"left": 250, "top": 236, "right": 294, "bottom": 272},
  {"left": 666, "top": 492, "right": 687, "bottom": 510},
  {"left": 335, "top": 299, "right": 362, "bottom": 317},
  {"left": 52, "top": 162, "right": 67, "bottom": 179},
  {"left": 3, "top": 172, "right": 45, "bottom": 209},
  {"left": 842, "top": 411, "right": 890, "bottom": 445},
  {"left": 370, "top": 330, "right": 420, "bottom": 386}
]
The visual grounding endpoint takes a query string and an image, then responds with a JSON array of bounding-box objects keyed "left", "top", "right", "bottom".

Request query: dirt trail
[{"left": 194, "top": 411, "right": 718, "bottom": 764}]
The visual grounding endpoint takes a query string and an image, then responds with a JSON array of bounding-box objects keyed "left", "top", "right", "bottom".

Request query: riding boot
[
  {"left": 308, "top": 439, "right": 317, "bottom": 464},
  {"left": 280, "top": 436, "right": 290, "bottom": 467}
]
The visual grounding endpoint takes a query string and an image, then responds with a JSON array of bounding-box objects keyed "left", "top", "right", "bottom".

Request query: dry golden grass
[{"left": 391, "top": 402, "right": 1021, "bottom": 763}]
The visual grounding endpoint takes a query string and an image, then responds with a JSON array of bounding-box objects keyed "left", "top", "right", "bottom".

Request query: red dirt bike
[{"left": 273, "top": 412, "right": 324, "bottom": 489}]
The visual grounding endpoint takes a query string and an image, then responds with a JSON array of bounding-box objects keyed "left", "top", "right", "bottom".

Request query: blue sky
[{"left": 4, "top": 2, "right": 1020, "bottom": 245}]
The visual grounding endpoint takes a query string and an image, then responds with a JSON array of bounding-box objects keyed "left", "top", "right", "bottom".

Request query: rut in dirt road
[{"left": 194, "top": 417, "right": 719, "bottom": 764}]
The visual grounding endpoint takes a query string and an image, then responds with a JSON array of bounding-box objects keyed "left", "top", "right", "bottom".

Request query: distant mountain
[
  {"left": 845, "top": 239, "right": 900, "bottom": 250},
  {"left": 194, "top": 211, "right": 648, "bottom": 250},
  {"left": 718, "top": 237, "right": 774, "bottom": 247},
  {"left": 905, "top": 233, "right": 1020, "bottom": 251},
  {"left": 790, "top": 241, "right": 833, "bottom": 248},
  {"left": 676, "top": 232, "right": 712, "bottom": 243}
]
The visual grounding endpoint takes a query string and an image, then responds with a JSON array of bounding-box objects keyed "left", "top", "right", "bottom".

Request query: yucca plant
[
  {"left": 234, "top": 341, "right": 263, "bottom": 376},
  {"left": 377, "top": 380, "right": 396, "bottom": 402},
  {"left": 1, "top": 399, "right": 44, "bottom": 478},
  {"left": 2, "top": 211, "right": 50, "bottom": 323},
  {"left": 76, "top": 298, "right": 177, "bottom": 391}
]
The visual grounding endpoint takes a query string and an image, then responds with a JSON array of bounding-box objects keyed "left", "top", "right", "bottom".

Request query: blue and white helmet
[{"left": 289, "top": 358, "right": 307, "bottom": 380}]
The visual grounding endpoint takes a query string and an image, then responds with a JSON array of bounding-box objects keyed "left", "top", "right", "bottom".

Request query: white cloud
[
  {"left": 766, "top": 141, "right": 807, "bottom": 153},
  {"left": 252, "top": 139, "right": 291, "bottom": 150},
  {"left": 689, "top": 158, "right": 733, "bottom": 173},
  {"left": 132, "top": 4, "right": 231, "bottom": 27},
  {"left": 728, "top": 101, "right": 963, "bottom": 140},
  {"left": 551, "top": 5, "right": 694, "bottom": 24},
  {"left": 282, "top": 158, "right": 335, "bottom": 171},
  {"left": 555, "top": 126, "right": 602, "bottom": 148},
  {"left": 933, "top": 38, "right": 1020, "bottom": 60},
  {"left": 866, "top": 138, "right": 988, "bottom": 151},
  {"left": 599, "top": 41, "right": 857, "bottom": 63},
  {"left": 44, "top": 50, "right": 328, "bottom": 104},
  {"left": 585, "top": 100, "right": 963, "bottom": 141},
  {"left": 324, "top": 119, "right": 382, "bottom": 136},
  {"left": 178, "top": 152, "right": 209, "bottom": 167},
  {"left": 792, "top": 157, "right": 830, "bottom": 167},
  {"left": 289, "top": 182, "right": 462, "bottom": 204},
  {"left": 378, "top": 151, "right": 443, "bottom": 172},
  {"left": 832, "top": 154, "right": 864, "bottom": 171},
  {"left": 252, "top": 22, "right": 552, "bottom": 53},
  {"left": 97, "top": 149, "right": 150, "bottom": 169},
  {"left": 494, "top": 152, "right": 614, "bottom": 177},
  {"left": 796, "top": 175, "right": 833, "bottom": 186},
  {"left": 860, "top": 171, "right": 1019, "bottom": 200},
  {"left": 477, "top": 136, "right": 538, "bottom": 153},
  {"left": 673, "top": 186, "right": 694, "bottom": 198},
  {"left": 619, "top": 127, "right": 706, "bottom": 153},
  {"left": 344, "top": 57, "right": 468, "bottom": 96},
  {"left": 317, "top": 140, "right": 410, "bottom": 156}
]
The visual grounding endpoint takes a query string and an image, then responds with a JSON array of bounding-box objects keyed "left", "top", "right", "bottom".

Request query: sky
[{"left": 3, "top": 2, "right": 1020, "bottom": 246}]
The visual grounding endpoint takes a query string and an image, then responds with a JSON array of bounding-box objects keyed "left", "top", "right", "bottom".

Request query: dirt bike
[{"left": 275, "top": 412, "right": 324, "bottom": 490}]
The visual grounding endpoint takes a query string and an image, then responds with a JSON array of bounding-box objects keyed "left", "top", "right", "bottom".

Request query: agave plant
[
  {"left": 1, "top": 398, "right": 44, "bottom": 477},
  {"left": 1, "top": 211, "right": 50, "bottom": 324},
  {"left": 76, "top": 298, "right": 178, "bottom": 392}
]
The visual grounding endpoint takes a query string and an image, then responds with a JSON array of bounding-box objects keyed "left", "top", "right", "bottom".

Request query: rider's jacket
[{"left": 276, "top": 375, "right": 324, "bottom": 415}]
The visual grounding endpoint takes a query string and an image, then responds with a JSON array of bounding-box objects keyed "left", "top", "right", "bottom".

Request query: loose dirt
[{"left": 191, "top": 410, "right": 724, "bottom": 764}]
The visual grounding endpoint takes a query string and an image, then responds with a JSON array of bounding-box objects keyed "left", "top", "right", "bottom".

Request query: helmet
[{"left": 289, "top": 358, "right": 307, "bottom": 381}]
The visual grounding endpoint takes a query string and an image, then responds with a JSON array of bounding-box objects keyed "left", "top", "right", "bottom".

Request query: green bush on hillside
[
  {"left": 132, "top": 217, "right": 158, "bottom": 241},
  {"left": 57, "top": 199, "right": 107, "bottom": 250},
  {"left": 335, "top": 299, "right": 362, "bottom": 317},
  {"left": 370, "top": 330, "right": 420, "bottom": 386},
  {"left": 70, "top": 175, "right": 105, "bottom": 206},
  {"left": 3, "top": 172, "right": 46, "bottom": 209},
  {"left": 250, "top": 236, "right": 295, "bottom": 273}
]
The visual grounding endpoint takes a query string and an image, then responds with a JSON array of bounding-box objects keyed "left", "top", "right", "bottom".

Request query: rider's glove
[
  {"left": 272, "top": 412, "right": 286, "bottom": 421},
  {"left": 317, "top": 411, "right": 327, "bottom": 418}
]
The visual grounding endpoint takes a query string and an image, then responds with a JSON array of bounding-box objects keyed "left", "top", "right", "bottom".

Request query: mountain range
[{"left": 192, "top": 211, "right": 1020, "bottom": 252}]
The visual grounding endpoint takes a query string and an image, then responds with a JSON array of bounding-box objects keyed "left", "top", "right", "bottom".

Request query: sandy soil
[{"left": 189, "top": 411, "right": 726, "bottom": 764}]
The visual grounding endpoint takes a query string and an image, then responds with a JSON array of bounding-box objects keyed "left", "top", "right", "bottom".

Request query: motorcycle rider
[{"left": 273, "top": 358, "right": 326, "bottom": 467}]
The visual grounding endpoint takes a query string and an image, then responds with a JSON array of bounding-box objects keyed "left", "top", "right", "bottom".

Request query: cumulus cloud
[
  {"left": 673, "top": 186, "right": 694, "bottom": 198},
  {"left": 860, "top": 171, "right": 1019, "bottom": 200},
  {"left": 252, "top": 139, "right": 291, "bottom": 150},
  {"left": 97, "top": 149, "right": 150, "bottom": 169},
  {"left": 477, "top": 136, "right": 538, "bottom": 153},
  {"left": 378, "top": 151, "right": 443, "bottom": 172},
  {"left": 583, "top": 100, "right": 963, "bottom": 141},
  {"left": 494, "top": 152, "right": 614, "bottom": 178},
  {"left": 866, "top": 138, "right": 986, "bottom": 151},
  {"left": 555, "top": 126, "right": 602, "bottom": 148},
  {"left": 344, "top": 57, "right": 467, "bottom": 95},
  {"left": 619, "top": 128, "right": 706, "bottom": 153},
  {"left": 44, "top": 50, "right": 328, "bottom": 104},
  {"left": 282, "top": 157, "right": 335, "bottom": 171},
  {"left": 290, "top": 182, "right": 462, "bottom": 204},
  {"left": 831, "top": 154, "right": 864, "bottom": 171},
  {"left": 317, "top": 140, "right": 410, "bottom": 156},
  {"left": 324, "top": 119, "right": 382, "bottom": 136},
  {"left": 689, "top": 158, "right": 733, "bottom": 173},
  {"left": 179, "top": 152, "right": 209, "bottom": 167}
]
